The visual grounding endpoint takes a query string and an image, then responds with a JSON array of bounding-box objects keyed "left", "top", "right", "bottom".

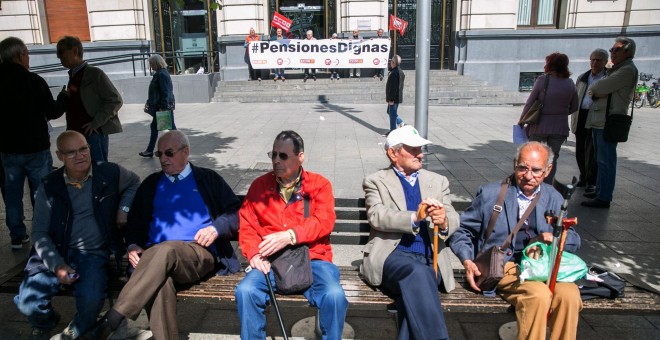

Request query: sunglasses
[
  {"left": 609, "top": 47, "right": 622, "bottom": 53},
  {"left": 59, "top": 145, "right": 90, "bottom": 159},
  {"left": 155, "top": 146, "right": 185, "bottom": 158},
  {"left": 268, "top": 151, "right": 299, "bottom": 161}
]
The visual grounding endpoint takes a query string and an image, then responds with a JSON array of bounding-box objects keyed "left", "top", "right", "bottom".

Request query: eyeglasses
[
  {"left": 155, "top": 146, "right": 185, "bottom": 158},
  {"left": 609, "top": 47, "right": 622, "bottom": 53},
  {"left": 515, "top": 165, "right": 546, "bottom": 177},
  {"left": 59, "top": 145, "right": 90, "bottom": 159},
  {"left": 268, "top": 151, "right": 299, "bottom": 161}
]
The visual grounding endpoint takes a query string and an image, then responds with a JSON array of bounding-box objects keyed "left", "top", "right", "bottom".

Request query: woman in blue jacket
[{"left": 140, "top": 55, "right": 176, "bottom": 157}]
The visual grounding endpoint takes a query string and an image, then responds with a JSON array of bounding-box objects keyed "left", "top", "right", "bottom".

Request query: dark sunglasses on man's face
[
  {"left": 155, "top": 147, "right": 185, "bottom": 158},
  {"left": 268, "top": 151, "right": 298, "bottom": 161}
]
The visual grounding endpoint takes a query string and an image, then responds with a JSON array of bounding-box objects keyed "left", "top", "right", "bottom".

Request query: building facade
[{"left": 1, "top": 0, "right": 658, "bottom": 91}]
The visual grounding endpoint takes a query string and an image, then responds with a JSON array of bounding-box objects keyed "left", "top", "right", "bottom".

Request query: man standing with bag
[
  {"left": 449, "top": 141, "right": 582, "bottom": 340},
  {"left": 582, "top": 37, "right": 638, "bottom": 208},
  {"left": 235, "top": 130, "right": 348, "bottom": 339}
]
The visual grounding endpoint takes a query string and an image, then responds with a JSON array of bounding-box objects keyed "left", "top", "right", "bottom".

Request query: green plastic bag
[{"left": 519, "top": 242, "right": 587, "bottom": 283}]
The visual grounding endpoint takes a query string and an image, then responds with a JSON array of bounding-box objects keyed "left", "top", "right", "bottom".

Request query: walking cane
[
  {"left": 265, "top": 272, "right": 289, "bottom": 340},
  {"left": 417, "top": 204, "right": 439, "bottom": 279},
  {"left": 545, "top": 177, "right": 579, "bottom": 294}
]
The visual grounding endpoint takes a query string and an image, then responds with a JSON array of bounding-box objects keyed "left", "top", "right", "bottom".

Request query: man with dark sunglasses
[
  {"left": 14, "top": 130, "right": 140, "bottom": 339},
  {"left": 236, "top": 130, "right": 348, "bottom": 339},
  {"left": 88, "top": 130, "right": 241, "bottom": 339},
  {"left": 582, "top": 36, "right": 638, "bottom": 209}
]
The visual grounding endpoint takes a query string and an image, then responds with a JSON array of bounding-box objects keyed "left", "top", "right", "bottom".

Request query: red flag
[
  {"left": 271, "top": 12, "right": 293, "bottom": 33},
  {"left": 389, "top": 15, "right": 408, "bottom": 37}
]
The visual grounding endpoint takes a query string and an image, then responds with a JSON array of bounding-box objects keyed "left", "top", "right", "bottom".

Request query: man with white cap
[{"left": 360, "top": 125, "right": 458, "bottom": 340}]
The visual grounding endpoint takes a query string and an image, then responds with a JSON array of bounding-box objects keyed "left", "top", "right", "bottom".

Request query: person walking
[
  {"left": 139, "top": 55, "right": 176, "bottom": 158},
  {"left": 520, "top": 52, "right": 578, "bottom": 184}
]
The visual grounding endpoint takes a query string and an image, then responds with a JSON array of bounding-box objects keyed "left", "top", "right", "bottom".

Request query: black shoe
[
  {"left": 139, "top": 151, "right": 153, "bottom": 158},
  {"left": 581, "top": 199, "right": 610, "bottom": 208},
  {"left": 313, "top": 75, "right": 317, "bottom": 81},
  {"left": 304, "top": 77, "right": 308, "bottom": 82},
  {"left": 82, "top": 316, "right": 114, "bottom": 340},
  {"left": 11, "top": 235, "right": 30, "bottom": 249},
  {"left": 583, "top": 191, "right": 597, "bottom": 199}
]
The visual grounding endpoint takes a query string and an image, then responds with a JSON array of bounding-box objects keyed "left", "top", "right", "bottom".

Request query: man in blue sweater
[
  {"left": 14, "top": 130, "right": 140, "bottom": 339},
  {"left": 89, "top": 130, "right": 241, "bottom": 340}
]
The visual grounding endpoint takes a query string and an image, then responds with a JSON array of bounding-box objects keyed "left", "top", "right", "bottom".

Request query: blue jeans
[
  {"left": 387, "top": 103, "right": 403, "bottom": 131},
  {"left": 235, "top": 260, "right": 348, "bottom": 340},
  {"left": 86, "top": 132, "right": 109, "bottom": 162},
  {"left": 1, "top": 150, "right": 51, "bottom": 241},
  {"left": 14, "top": 251, "right": 108, "bottom": 337},
  {"left": 273, "top": 68, "right": 284, "bottom": 78},
  {"left": 146, "top": 111, "right": 177, "bottom": 153},
  {"left": 592, "top": 128, "right": 618, "bottom": 202}
]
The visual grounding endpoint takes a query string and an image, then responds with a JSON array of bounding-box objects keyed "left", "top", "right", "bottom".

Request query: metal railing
[{"left": 31, "top": 50, "right": 219, "bottom": 77}]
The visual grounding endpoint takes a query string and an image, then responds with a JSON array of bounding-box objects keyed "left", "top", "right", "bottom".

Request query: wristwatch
[{"left": 120, "top": 206, "right": 130, "bottom": 213}]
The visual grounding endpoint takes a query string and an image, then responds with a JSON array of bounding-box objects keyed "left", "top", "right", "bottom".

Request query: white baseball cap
[{"left": 385, "top": 125, "right": 432, "bottom": 150}]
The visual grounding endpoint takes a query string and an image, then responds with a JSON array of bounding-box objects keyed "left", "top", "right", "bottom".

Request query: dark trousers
[
  {"left": 575, "top": 109, "right": 598, "bottom": 185},
  {"left": 304, "top": 68, "right": 316, "bottom": 77},
  {"left": 380, "top": 249, "right": 449, "bottom": 340},
  {"left": 113, "top": 241, "right": 215, "bottom": 340}
]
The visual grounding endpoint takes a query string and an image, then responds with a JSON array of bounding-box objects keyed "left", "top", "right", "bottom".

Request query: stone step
[{"left": 212, "top": 93, "right": 527, "bottom": 105}]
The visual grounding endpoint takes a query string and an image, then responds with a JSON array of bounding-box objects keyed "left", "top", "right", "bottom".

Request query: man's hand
[
  {"left": 463, "top": 259, "right": 482, "bottom": 292},
  {"left": 81, "top": 122, "right": 97, "bottom": 136},
  {"left": 194, "top": 226, "right": 219, "bottom": 247},
  {"left": 249, "top": 253, "right": 271, "bottom": 275},
  {"left": 116, "top": 210, "right": 128, "bottom": 228},
  {"left": 55, "top": 264, "right": 78, "bottom": 285},
  {"left": 416, "top": 198, "right": 448, "bottom": 231},
  {"left": 388, "top": 101, "right": 394, "bottom": 105},
  {"left": 127, "top": 244, "right": 144, "bottom": 268},
  {"left": 258, "top": 231, "right": 291, "bottom": 257}
]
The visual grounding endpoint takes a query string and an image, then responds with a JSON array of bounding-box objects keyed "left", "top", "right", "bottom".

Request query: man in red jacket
[{"left": 235, "top": 130, "right": 348, "bottom": 339}]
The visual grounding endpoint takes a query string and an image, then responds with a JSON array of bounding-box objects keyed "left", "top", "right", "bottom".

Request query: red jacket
[{"left": 239, "top": 169, "right": 336, "bottom": 263}]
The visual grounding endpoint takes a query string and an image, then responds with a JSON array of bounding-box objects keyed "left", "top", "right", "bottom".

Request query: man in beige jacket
[
  {"left": 360, "top": 125, "right": 458, "bottom": 340},
  {"left": 582, "top": 36, "right": 638, "bottom": 208}
]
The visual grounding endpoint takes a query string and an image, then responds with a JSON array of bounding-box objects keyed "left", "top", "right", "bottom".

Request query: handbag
[
  {"left": 269, "top": 196, "right": 313, "bottom": 294},
  {"left": 518, "top": 75, "right": 550, "bottom": 126},
  {"left": 576, "top": 265, "right": 626, "bottom": 300},
  {"left": 603, "top": 70, "right": 637, "bottom": 143},
  {"left": 156, "top": 110, "right": 174, "bottom": 131},
  {"left": 473, "top": 177, "right": 540, "bottom": 292}
]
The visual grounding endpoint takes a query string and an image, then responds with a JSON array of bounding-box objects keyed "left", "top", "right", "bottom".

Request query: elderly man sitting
[
  {"left": 360, "top": 125, "right": 459, "bottom": 339},
  {"left": 449, "top": 141, "right": 582, "bottom": 340}
]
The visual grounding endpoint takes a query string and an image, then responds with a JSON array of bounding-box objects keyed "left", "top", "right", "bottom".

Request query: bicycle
[
  {"left": 648, "top": 78, "right": 660, "bottom": 108},
  {"left": 633, "top": 73, "right": 652, "bottom": 108}
]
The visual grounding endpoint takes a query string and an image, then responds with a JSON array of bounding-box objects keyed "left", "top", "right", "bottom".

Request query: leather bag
[
  {"left": 518, "top": 76, "right": 550, "bottom": 126},
  {"left": 602, "top": 70, "right": 637, "bottom": 143},
  {"left": 269, "top": 196, "right": 313, "bottom": 294},
  {"left": 473, "top": 178, "right": 541, "bottom": 292}
]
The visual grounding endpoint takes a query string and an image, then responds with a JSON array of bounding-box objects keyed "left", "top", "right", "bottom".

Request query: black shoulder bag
[
  {"left": 269, "top": 196, "right": 313, "bottom": 294},
  {"left": 603, "top": 70, "right": 638, "bottom": 143}
]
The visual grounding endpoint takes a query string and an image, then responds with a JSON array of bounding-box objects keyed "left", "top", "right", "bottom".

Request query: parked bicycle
[
  {"left": 648, "top": 77, "right": 660, "bottom": 108},
  {"left": 633, "top": 73, "right": 652, "bottom": 108}
]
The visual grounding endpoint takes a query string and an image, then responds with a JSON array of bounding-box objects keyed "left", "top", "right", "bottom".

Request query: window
[{"left": 518, "top": 0, "right": 559, "bottom": 27}]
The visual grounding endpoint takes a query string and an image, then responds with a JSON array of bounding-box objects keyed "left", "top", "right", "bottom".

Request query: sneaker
[
  {"left": 336, "top": 74, "right": 340, "bottom": 79},
  {"left": 138, "top": 151, "right": 153, "bottom": 158},
  {"left": 356, "top": 73, "right": 361, "bottom": 77},
  {"left": 397, "top": 122, "right": 406, "bottom": 128},
  {"left": 257, "top": 77, "right": 261, "bottom": 82},
  {"left": 11, "top": 235, "right": 30, "bottom": 249},
  {"left": 373, "top": 74, "right": 378, "bottom": 79}
]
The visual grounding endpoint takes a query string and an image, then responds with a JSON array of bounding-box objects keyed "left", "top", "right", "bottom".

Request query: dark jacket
[
  {"left": 386, "top": 66, "right": 405, "bottom": 104},
  {"left": 126, "top": 163, "right": 242, "bottom": 275},
  {"left": 146, "top": 68, "right": 175, "bottom": 112},
  {"left": 25, "top": 162, "right": 140, "bottom": 275},
  {"left": 0, "top": 62, "right": 64, "bottom": 154}
]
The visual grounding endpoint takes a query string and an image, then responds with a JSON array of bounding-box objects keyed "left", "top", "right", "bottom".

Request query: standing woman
[
  {"left": 244, "top": 27, "right": 261, "bottom": 81},
  {"left": 139, "top": 54, "right": 176, "bottom": 158},
  {"left": 520, "top": 52, "right": 578, "bottom": 183}
]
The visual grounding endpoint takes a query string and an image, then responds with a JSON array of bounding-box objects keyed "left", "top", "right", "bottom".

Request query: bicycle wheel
[
  {"left": 634, "top": 94, "right": 645, "bottom": 108},
  {"left": 649, "top": 89, "right": 660, "bottom": 108}
]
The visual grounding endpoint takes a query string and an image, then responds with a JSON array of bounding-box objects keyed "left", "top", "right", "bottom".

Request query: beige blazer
[{"left": 359, "top": 168, "right": 459, "bottom": 292}]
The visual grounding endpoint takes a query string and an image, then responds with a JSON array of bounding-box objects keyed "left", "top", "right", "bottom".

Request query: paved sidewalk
[{"left": 1, "top": 103, "right": 659, "bottom": 339}]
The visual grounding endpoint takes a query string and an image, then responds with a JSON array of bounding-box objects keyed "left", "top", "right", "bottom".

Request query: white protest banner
[{"left": 248, "top": 39, "right": 391, "bottom": 69}]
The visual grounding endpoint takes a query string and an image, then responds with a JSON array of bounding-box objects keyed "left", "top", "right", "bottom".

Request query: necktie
[{"left": 173, "top": 174, "right": 180, "bottom": 183}]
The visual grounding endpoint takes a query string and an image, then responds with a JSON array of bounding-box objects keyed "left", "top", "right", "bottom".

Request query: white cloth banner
[{"left": 248, "top": 39, "right": 391, "bottom": 69}]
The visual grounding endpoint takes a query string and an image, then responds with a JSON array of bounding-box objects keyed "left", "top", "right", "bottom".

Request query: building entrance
[{"left": 269, "top": 0, "right": 336, "bottom": 39}]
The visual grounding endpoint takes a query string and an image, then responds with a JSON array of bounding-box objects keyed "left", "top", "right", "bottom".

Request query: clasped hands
[
  {"left": 250, "top": 230, "right": 295, "bottom": 274},
  {"left": 127, "top": 225, "right": 219, "bottom": 268},
  {"left": 415, "top": 198, "right": 448, "bottom": 231}
]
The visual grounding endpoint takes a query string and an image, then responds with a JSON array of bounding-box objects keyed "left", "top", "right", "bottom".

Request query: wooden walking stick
[{"left": 417, "top": 204, "right": 440, "bottom": 279}]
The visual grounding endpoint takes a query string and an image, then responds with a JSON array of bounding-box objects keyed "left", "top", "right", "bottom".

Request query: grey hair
[
  {"left": 306, "top": 30, "right": 313, "bottom": 36},
  {"left": 514, "top": 141, "right": 554, "bottom": 170},
  {"left": 391, "top": 55, "right": 402, "bottom": 67},
  {"left": 615, "top": 36, "right": 636, "bottom": 57},
  {"left": 148, "top": 54, "right": 168, "bottom": 70},
  {"left": 0, "top": 37, "right": 27, "bottom": 63},
  {"left": 591, "top": 48, "right": 608, "bottom": 61},
  {"left": 159, "top": 130, "right": 190, "bottom": 151}
]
